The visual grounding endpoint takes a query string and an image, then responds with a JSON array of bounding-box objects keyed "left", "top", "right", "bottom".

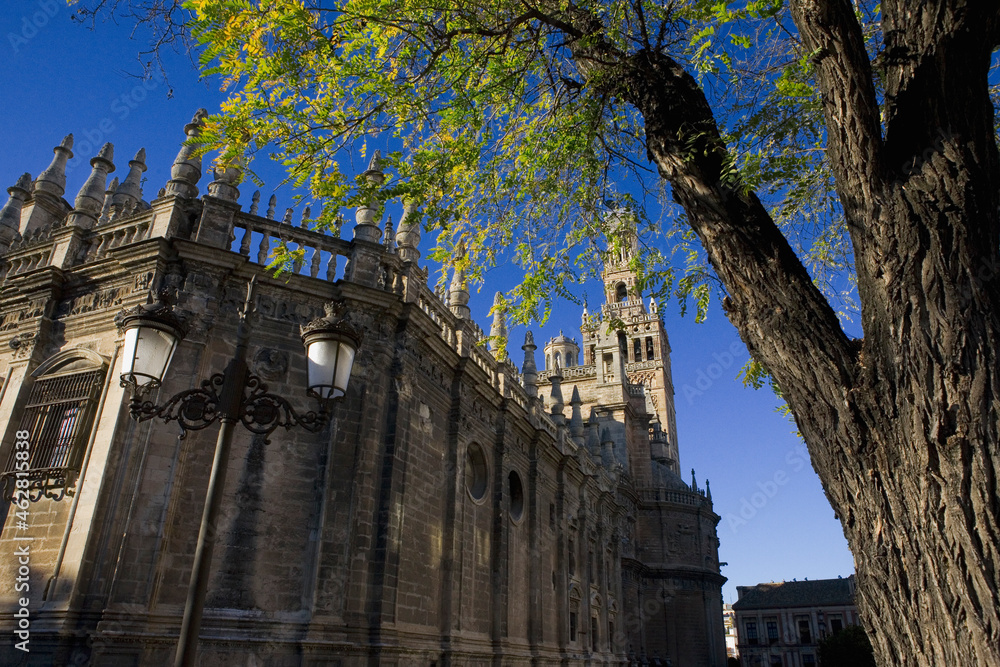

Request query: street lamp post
[{"left": 115, "top": 278, "right": 361, "bottom": 667}]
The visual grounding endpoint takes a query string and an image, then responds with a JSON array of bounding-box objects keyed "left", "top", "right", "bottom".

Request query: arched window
[
  {"left": 615, "top": 283, "right": 628, "bottom": 302},
  {"left": 646, "top": 337, "right": 655, "bottom": 360},
  {"left": 2, "top": 349, "right": 107, "bottom": 501}
]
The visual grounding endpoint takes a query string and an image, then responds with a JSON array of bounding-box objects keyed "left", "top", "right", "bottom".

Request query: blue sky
[{"left": 0, "top": 1, "right": 854, "bottom": 602}]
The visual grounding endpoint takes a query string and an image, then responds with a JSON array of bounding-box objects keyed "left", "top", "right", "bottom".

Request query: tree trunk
[{"left": 567, "top": 1, "right": 1000, "bottom": 664}]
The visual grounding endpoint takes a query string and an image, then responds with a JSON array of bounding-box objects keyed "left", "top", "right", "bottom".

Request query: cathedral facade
[{"left": 0, "top": 113, "right": 726, "bottom": 666}]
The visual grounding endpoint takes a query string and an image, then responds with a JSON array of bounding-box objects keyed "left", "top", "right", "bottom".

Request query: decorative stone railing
[
  {"left": 637, "top": 487, "right": 708, "bottom": 507},
  {"left": 536, "top": 364, "right": 597, "bottom": 382},
  {"left": 234, "top": 213, "right": 351, "bottom": 281},
  {"left": 3, "top": 229, "right": 53, "bottom": 277},
  {"left": 80, "top": 211, "right": 153, "bottom": 263}
]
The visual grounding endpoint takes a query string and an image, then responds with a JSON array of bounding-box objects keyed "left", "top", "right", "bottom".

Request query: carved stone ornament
[
  {"left": 252, "top": 347, "right": 289, "bottom": 381},
  {"left": 8, "top": 331, "right": 37, "bottom": 359}
]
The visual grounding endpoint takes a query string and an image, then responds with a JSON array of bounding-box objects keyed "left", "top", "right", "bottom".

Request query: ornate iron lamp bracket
[{"left": 130, "top": 372, "right": 327, "bottom": 439}]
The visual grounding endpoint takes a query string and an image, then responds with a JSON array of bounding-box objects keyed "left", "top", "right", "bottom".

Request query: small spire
[
  {"left": 521, "top": 331, "right": 538, "bottom": 398},
  {"left": 569, "top": 386, "right": 584, "bottom": 446},
  {"left": 301, "top": 206, "right": 311, "bottom": 228},
  {"left": 691, "top": 468, "right": 698, "bottom": 493},
  {"left": 206, "top": 159, "right": 242, "bottom": 202},
  {"left": 705, "top": 479, "right": 712, "bottom": 500},
  {"left": 0, "top": 173, "right": 30, "bottom": 249},
  {"left": 114, "top": 147, "right": 147, "bottom": 208},
  {"left": 395, "top": 201, "right": 421, "bottom": 263},
  {"left": 383, "top": 215, "right": 396, "bottom": 252},
  {"left": 449, "top": 259, "right": 470, "bottom": 320},
  {"left": 353, "top": 149, "right": 385, "bottom": 243},
  {"left": 249, "top": 190, "right": 261, "bottom": 215},
  {"left": 489, "top": 292, "right": 507, "bottom": 360},
  {"left": 649, "top": 296, "right": 658, "bottom": 314},
  {"left": 266, "top": 194, "right": 277, "bottom": 219},
  {"left": 365, "top": 150, "right": 383, "bottom": 177},
  {"left": 163, "top": 109, "right": 208, "bottom": 199},
  {"left": 587, "top": 412, "right": 601, "bottom": 458},
  {"left": 600, "top": 426, "right": 615, "bottom": 467},
  {"left": 549, "top": 357, "right": 565, "bottom": 424},
  {"left": 99, "top": 176, "right": 119, "bottom": 224},
  {"left": 72, "top": 143, "right": 116, "bottom": 219},
  {"left": 33, "top": 134, "right": 74, "bottom": 199},
  {"left": 282, "top": 207, "right": 294, "bottom": 224}
]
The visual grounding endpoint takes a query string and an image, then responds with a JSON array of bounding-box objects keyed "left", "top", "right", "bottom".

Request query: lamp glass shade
[
  {"left": 306, "top": 337, "right": 357, "bottom": 400},
  {"left": 120, "top": 324, "right": 180, "bottom": 390}
]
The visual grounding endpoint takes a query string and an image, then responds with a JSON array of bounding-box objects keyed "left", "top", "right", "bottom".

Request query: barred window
[{"left": 2, "top": 369, "right": 105, "bottom": 501}]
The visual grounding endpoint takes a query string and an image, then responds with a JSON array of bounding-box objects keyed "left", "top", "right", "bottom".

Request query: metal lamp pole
[
  {"left": 117, "top": 278, "right": 360, "bottom": 667},
  {"left": 172, "top": 282, "right": 254, "bottom": 667}
]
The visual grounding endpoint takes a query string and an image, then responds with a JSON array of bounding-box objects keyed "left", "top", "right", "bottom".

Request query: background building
[
  {"left": 723, "top": 603, "right": 738, "bottom": 661},
  {"left": 731, "top": 576, "right": 859, "bottom": 667},
  {"left": 0, "top": 115, "right": 726, "bottom": 665}
]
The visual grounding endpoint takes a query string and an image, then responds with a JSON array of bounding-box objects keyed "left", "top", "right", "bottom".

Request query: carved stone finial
[
  {"left": 206, "top": 159, "right": 242, "bottom": 202},
  {"left": 301, "top": 206, "right": 311, "bottom": 228},
  {"left": 569, "top": 386, "right": 584, "bottom": 446},
  {"left": 353, "top": 150, "right": 385, "bottom": 243},
  {"left": 365, "top": 150, "right": 383, "bottom": 178},
  {"left": 549, "top": 357, "right": 565, "bottom": 424},
  {"left": 383, "top": 215, "right": 395, "bottom": 252},
  {"left": 163, "top": 109, "right": 207, "bottom": 199},
  {"left": 266, "top": 194, "right": 277, "bottom": 220},
  {"left": 33, "top": 134, "right": 74, "bottom": 199},
  {"left": 587, "top": 412, "right": 602, "bottom": 458},
  {"left": 691, "top": 468, "right": 698, "bottom": 492},
  {"left": 249, "top": 190, "right": 261, "bottom": 215},
  {"left": 448, "top": 261, "right": 470, "bottom": 320},
  {"left": 72, "top": 143, "right": 116, "bottom": 220},
  {"left": 395, "top": 201, "right": 421, "bottom": 263},
  {"left": 489, "top": 292, "right": 507, "bottom": 359},
  {"left": 282, "top": 207, "right": 294, "bottom": 224},
  {"left": 114, "top": 147, "right": 147, "bottom": 209},
  {"left": 521, "top": 330, "right": 538, "bottom": 398},
  {"left": 99, "top": 176, "right": 119, "bottom": 224},
  {"left": 0, "top": 173, "right": 30, "bottom": 249},
  {"left": 600, "top": 426, "right": 615, "bottom": 467}
]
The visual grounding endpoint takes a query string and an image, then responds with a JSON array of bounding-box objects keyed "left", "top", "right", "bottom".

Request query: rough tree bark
[{"left": 565, "top": 0, "right": 1000, "bottom": 664}]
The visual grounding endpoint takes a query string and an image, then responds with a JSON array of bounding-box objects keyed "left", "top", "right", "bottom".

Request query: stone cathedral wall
[{"left": 0, "top": 115, "right": 726, "bottom": 666}]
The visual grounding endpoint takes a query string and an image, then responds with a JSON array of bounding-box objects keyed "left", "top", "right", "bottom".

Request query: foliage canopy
[{"left": 173, "top": 0, "right": 853, "bottom": 327}]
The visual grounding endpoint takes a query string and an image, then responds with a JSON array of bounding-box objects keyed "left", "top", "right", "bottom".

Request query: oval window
[
  {"left": 465, "top": 443, "right": 488, "bottom": 501},
  {"left": 508, "top": 469, "right": 524, "bottom": 521}
]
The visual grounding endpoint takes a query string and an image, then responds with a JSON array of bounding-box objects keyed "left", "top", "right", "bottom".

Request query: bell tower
[{"left": 579, "top": 213, "right": 681, "bottom": 474}]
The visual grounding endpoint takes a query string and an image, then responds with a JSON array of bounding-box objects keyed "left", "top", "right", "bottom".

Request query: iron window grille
[{"left": 1, "top": 369, "right": 105, "bottom": 501}]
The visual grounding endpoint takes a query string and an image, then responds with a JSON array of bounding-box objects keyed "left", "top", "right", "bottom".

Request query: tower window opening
[
  {"left": 546, "top": 353, "right": 551, "bottom": 370},
  {"left": 615, "top": 283, "right": 627, "bottom": 302},
  {"left": 633, "top": 339, "right": 641, "bottom": 363},
  {"left": 646, "top": 337, "right": 655, "bottom": 361},
  {"left": 618, "top": 332, "right": 628, "bottom": 358}
]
